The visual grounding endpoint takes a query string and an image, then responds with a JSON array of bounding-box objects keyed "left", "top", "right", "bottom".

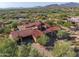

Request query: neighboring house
[
  {"left": 67, "top": 17, "right": 79, "bottom": 25},
  {"left": 67, "top": 17, "right": 79, "bottom": 23},
  {"left": 67, "top": 17, "right": 79, "bottom": 30},
  {"left": 13, "top": 15, "right": 26, "bottom": 20}
]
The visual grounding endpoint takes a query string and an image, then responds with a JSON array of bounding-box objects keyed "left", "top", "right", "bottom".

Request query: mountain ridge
[{"left": 44, "top": 2, "right": 79, "bottom": 7}]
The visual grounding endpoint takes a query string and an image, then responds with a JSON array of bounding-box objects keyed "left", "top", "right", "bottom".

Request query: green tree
[
  {"left": 52, "top": 40, "right": 76, "bottom": 57},
  {"left": 37, "top": 35, "right": 49, "bottom": 45}
]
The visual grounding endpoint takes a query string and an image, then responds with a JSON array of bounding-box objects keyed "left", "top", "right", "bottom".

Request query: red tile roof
[
  {"left": 32, "top": 30, "right": 44, "bottom": 38},
  {"left": 17, "top": 21, "right": 42, "bottom": 30},
  {"left": 10, "top": 21, "right": 60, "bottom": 40},
  {"left": 10, "top": 29, "right": 33, "bottom": 39},
  {"left": 23, "top": 21, "right": 41, "bottom": 28},
  {"left": 10, "top": 29, "right": 43, "bottom": 40},
  {"left": 18, "top": 30, "right": 33, "bottom": 37},
  {"left": 43, "top": 23, "right": 50, "bottom": 28},
  {"left": 44, "top": 26, "right": 60, "bottom": 33}
]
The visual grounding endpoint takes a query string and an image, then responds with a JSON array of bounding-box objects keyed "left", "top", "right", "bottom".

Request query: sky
[{"left": 0, "top": 2, "right": 66, "bottom": 8}]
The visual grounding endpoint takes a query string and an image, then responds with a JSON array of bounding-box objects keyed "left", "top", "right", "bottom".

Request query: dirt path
[{"left": 31, "top": 43, "right": 53, "bottom": 57}]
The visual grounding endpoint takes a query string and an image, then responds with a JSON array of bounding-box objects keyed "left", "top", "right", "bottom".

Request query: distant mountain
[
  {"left": 45, "top": 4, "right": 59, "bottom": 7},
  {"left": 60, "top": 2, "right": 79, "bottom": 7},
  {"left": 44, "top": 2, "right": 79, "bottom": 8}
]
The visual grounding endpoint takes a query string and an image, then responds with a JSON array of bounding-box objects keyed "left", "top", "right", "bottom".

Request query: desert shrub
[
  {"left": 63, "top": 22, "right": 73, "bottom": 27},
  {"left": 57, "top": 21, "right": 64, "bottom": 25},
  {"left": 0, "top": 28, "right": 4, "bottom": 34},
  {"left": 0, "top": 39, "right": 41, "bottom": 57},
  {"left": 57, "top": 30, "right": 69, "bottom": 39},
  {"left": 37, "top": 35, "right": 49, "bottom": 45},
  {"left": 3, "top": 27, "right": 11, "bottom": 34},
  {"left": 47, "top": 20, "right": 58, "bottom": 26},
  {"left": 57, "top": 21, "right": 73, "bottom": 27},
  {"left": 52, "top": 40, "right": 76, "bottom": 57},
  {"left": 11, "top": 21, "right": 17, "bottom": 28},
  {"left": 0, "top": 38, "right": 17, "bottom": 57},
  {"left": 15, "top": 43, "right": 41, "bottom": 57},
  {"left": 15, "top": 44, "right": 31, "bottom": 57}
]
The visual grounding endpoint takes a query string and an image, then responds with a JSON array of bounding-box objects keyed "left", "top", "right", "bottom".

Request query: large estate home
[{"left": 9, "top": 21, "right": 60, "bottom": 44}]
